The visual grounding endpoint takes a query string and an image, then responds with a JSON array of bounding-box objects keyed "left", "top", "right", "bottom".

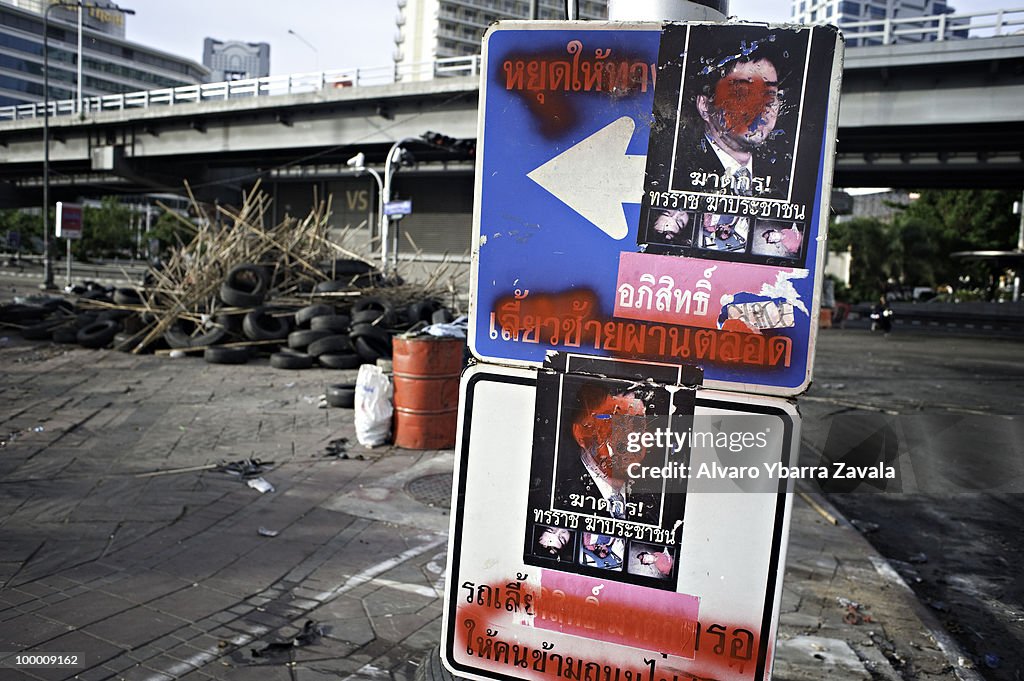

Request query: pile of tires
[
  {"left": 6, "top": 259, "right": 462, "bottom": 375},
  {"left": 7, "top": 287, "right": 153, "bottom": 352}
]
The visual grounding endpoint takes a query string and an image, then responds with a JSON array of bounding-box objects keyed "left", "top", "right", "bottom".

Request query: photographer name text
[{"left": 627, "top": 461, "right": 896, "bottom": 481}]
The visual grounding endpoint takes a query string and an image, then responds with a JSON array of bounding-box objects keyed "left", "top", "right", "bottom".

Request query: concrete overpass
[{"left": 0, "top": 22, "right": 1022, "bottom": 211}]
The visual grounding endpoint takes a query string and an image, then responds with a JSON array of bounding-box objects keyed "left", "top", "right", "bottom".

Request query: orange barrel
[{"left": 391, "top": 336, "right": 465, "bottom": 449}]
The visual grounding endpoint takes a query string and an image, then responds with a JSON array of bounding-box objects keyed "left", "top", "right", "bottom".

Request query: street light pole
[
  {"left": 287, "top": 29, "right": 320, "bottom": 71},
  {"left": 346, "top": 153, "right": 384, "bottom": 264},
  {"left": 382, "top": 138, "right": 421, "bottom": 272},
  {"left": 42, "top": 1, "right": 134, "bottom": 290}
]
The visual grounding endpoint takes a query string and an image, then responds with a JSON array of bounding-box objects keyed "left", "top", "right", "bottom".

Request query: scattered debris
[
  {"left": 324, "top": 438, "right": 350, "bottom": 458},
  {"left": 246, "top": 477, "right": 274, "bottom": 494},
  {"left": 928, "top": 600, "right": 950, "bottom": 613},
  {"left": 257, "top": 527, "right": 279, "bottom": 538},
  {"left": 908, "top": 552, "right": 929, "bottom": 564},
  {"left": 215, "top": 458, "right": 273, "bottom": 478},
  {"left": 850, "top": 519, "right": 880, "bottom": 534},
  {"left": 251, "top": 620, "right": 324, "bottom": 658},
  {"left": 838, "top": 598, "right": 874, "bottom": 625}
]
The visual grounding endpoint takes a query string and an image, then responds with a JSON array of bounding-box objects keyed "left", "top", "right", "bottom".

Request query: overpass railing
[
  {"left": 2, "top": 6, "right": 1022, "bottom": 123},
  {"left": 0, "top": 54, "right": 482, "bottom": 122},
  {"left": 830, "top": 7, "right": 1023, "bottom": 45}
]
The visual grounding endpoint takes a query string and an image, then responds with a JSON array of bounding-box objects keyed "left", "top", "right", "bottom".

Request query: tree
[
  {"left": 0, "top": 208, "right": 43, "bottom": 253},
  {"left": 896, "top": 189, "right": 1018, "bottom": 295},
  {"left": 145, "top": 208, "right": 195, "bottom": 253},
  {"left": 71, "top": 198, "right": 133, "bottom": 260},
  {"left": 828, "top": 217, "right": 901, "bottom": 302}
]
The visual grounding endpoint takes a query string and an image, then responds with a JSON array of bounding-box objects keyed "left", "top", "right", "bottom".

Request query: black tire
[
  {"left": 352, "top": 296, "right": 392, "bottom": 315},
  {"left": 73, "top": 312, "right": 99, "bottom": 328},
  {"left": 80, "top": 289, "right": 112, "bottom": 303},
  {"left": 351, "top": 309, "right": 388, "bottom": 326},
  {"left": 42, "top": 298, "right": 75, "bottom": 315},
  {"left": 408, "top": 299, "right": 442, "bottom": 323},
  {"left": 318, "top": 352, "right": 361, "bottom": 370},
  {"left": 219, "top": 264, "right": 270, "bottom": 307},
  {"left": 295, "top": 304, "right": 335, "bottom": 327},
  {"left": 52, "top": 325, "right": 79, "bottom": 344},
  {"left": 310, "top": 314, "right": 351, "bottom": 332},
  {"left": 22, "top": 318, "right": 66, "bottom": 340},
  {"left": 319, "top": 259, "right": 374, "bottom": 277},
  {"left": 413, "top": 645, "right": 463, "bottom": 681},
  {"left": 112, "top": 331, "right": 145, "bottom": 352},
  {"left": 325, "top": 383, "right": 357, "bottom": 408},
  {"left": 313, "top": 279, "right": 353, "bottom": 294},
  {"left": 97, "top": 308, "right": 133, "bottom": 322},
  {"left": 431, "top": 308, "right": 455, "bottom": 324},
  {"left": 243, "top": 307, "right": 292, "bottom": 341},
  {"left": 215, "top": 312, "right": 245, "bottom": 336},
  {"left": 203, "top": 346, "right": 249, "bottom": 365},
  {"left": 164, "top": 319, "right": 229, "bottom": 349},
  {"left": 270, "top": 350, "right": 314, "bottom": 370},
  {"left": 113, "top": 288, "right": 143, "bottom": 305},
  {"left": 77, "top": 319, "right": 120, "bottom": 348},
  {"left": 288, "top": 329, "right": 332, "bottom": 350},
  {"left": 0, "top": 304, "right": 48, "bottom": 324},
  {"left": 350, "top": 322, "right": 392, "bottom": 345},
  {"left": 353, "top": 335, "right": 391, "bottom": 363},
  {"left": 307, "top": 334, "right": 354, "bottom": 357}
]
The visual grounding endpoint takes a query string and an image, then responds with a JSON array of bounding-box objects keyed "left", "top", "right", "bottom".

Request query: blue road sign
[{"left": 469, "top": 21, "right": 843, "bottom": 396}]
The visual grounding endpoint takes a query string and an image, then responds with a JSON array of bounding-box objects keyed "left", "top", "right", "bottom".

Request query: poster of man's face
[
  {"left": 668, "top": 26, "right": 810, "bottom": 202},
  {"left": 523, "top": 369, "right": 692, "bottom": 591}
]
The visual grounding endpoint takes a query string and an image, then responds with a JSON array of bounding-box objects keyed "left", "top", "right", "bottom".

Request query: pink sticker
[{"left": 614, "top": 251, "right": 800, "bottom": 330}]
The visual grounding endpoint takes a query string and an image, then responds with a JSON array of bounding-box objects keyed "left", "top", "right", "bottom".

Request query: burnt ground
[{"left": 803, "top": 328, "right": 1024, "bottom": 681}]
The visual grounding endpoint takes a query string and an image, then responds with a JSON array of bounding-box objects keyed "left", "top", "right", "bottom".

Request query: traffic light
[
  {"left": 421, "top": 131, "right": 475, "bottom": 159},
  {"left": 422, "top": 131, "right": 457, "bottom": 149}
]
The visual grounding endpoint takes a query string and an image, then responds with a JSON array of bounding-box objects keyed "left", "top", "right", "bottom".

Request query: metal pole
[
  {"left": 529, "top": 0, "right": 539, "bottom": 20},
  {"left": 607, "top": 0, "right": 728, "bottom": 21},
  {"left": 1018, "top": 189, "right": 1024, "bottom": 252},
  {"left": 566, "top": 0, "right": 578, "bottom": 20},
  {"left": 381, "top": 144, "right": 397, "bottom": 271},
  {"left": 287, "top": 29, "right": 319, "bottom": 71},
  {"left": 76, "top": 2, "right": 83, "bottom": 115},
  {"left": 365, "top": 168, "right": 384, "bottom": 255},
  {"left": 41, "top": 3, "right": 57, "bottom": 290},
  {"left": 65, "top": 238, "right": 72, "bottom": 288}
]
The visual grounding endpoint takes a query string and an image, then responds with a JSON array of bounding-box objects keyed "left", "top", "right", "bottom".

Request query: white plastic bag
[{"left": 354, "top": 364, "right": 393, "bottom": 447}]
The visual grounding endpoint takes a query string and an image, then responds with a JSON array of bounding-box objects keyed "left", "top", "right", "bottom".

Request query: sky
[{"left": 127, "top": 1, "right": 1015, "bottom": 77}]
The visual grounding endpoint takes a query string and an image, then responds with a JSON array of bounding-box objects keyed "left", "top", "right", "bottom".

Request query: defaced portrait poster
[
  {"left": 523, "top": 372, "right": 693, "bottom": 591},
  {"left": 637, "top": 23, "right": 828, "bottom": 267}
]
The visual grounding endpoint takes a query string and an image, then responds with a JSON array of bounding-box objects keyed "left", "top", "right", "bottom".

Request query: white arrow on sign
[{"left": 526, "top": 116, "right": 647, "bottom": 241}]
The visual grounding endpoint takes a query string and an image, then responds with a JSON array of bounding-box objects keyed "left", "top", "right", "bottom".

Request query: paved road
[
  {"left": 802, "top": 327, "right": 1024, "bottom": 681},
  {"left": 0, "top": 311, "right": 1017, "bottom": 681}
]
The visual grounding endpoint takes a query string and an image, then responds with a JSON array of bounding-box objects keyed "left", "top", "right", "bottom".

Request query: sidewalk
[{"left": 0, "top": 336, "right": 969, "bottom": 681}]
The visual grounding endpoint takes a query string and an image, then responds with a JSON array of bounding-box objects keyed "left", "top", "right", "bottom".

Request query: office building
[
  {"left": 394, "top": 0, "right": 608, "bottom": 78},
  {"left": 0, "top": 0, "right": 207, "bottom": 108},
  {"left": 791, "top": 0, "right": 968, "bottom": 45},
  {"left": 202, "top": 38, "right": 270, "bottom": 82}
]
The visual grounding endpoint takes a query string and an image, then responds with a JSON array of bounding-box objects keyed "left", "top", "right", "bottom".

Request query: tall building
[
  {"left": 791, "top": 0, "right": 968, "bottom": 46},
  {"left": 394, "top": 0, "right": 608, "bottom": 79},
  {"left": 0, "top": 0, "right": 208, "bottom": 108},
  {"left": 202, "top": 38, "right": 270, "bottom": 82}
]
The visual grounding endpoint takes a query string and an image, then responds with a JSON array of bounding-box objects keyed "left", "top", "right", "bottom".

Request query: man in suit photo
[{"left": 671, "top": 31, "right": 801, "bottom": 201}]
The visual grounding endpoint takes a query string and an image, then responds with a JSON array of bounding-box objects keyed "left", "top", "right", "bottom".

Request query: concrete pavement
[{"left": 0, "top": 328, "right": 974, "bottom": 681}]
